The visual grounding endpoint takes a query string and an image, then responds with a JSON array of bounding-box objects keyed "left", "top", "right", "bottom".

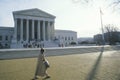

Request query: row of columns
[{"left": 14, "top": 18, "right": 54, "bottom": 42}]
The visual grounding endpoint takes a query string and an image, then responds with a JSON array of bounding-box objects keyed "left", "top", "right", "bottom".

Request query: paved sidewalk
[{"left": 0, "top": 46, "right": 119, "bottom": 59}]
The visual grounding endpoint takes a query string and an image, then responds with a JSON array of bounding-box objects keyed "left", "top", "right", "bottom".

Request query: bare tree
[
  {"left": 104, "top": 24, "right": 119, "bottom": 45},
  {"left": 111, "top": 0, "right": 120, "bottom": 6},
  {"left": 104, "top": 24, "right": 118, "bottom": 32},
  {"left": 80, "top": 0, "right": 120, "bottom": 4},
  {"left": 78, "top": 0, "right": 120, "bottom": 7}
]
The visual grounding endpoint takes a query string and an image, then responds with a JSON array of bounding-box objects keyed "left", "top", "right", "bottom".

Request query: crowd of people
[{"left": 21, "top": 41, "right": 45, "bottom": 48}]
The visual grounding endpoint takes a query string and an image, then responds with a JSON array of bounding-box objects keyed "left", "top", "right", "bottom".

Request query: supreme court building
[
  {"left": 11, "top": 8, "right": 56, "bottom": 48},
  {"left": 0, "top": 8, "right": 77, "bottom": 48}
]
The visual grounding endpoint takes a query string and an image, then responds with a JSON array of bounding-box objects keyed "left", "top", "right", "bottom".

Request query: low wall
[{"left": 0, "top": 46, "right": 119, "bottom": 60}]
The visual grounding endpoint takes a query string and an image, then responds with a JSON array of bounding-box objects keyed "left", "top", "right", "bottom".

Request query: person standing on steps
[{"left": 32, "top": 48, "right": 50, "bottom": 80}]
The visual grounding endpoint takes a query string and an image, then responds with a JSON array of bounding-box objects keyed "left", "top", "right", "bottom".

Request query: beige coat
[{"left": 35, "top": 52, "right": 46, "bottom": 77}]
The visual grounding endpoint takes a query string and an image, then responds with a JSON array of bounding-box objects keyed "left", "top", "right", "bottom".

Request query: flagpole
[{"left": 100, "top": 8, "right": 105, "bottom": 45}]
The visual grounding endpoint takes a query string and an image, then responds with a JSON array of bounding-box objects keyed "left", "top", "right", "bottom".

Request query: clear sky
[{"left": 0, "top": 0, "right": 120, "bottom": 37}]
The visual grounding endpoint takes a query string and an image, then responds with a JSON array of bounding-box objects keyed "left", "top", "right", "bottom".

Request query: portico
[
  {"left": 0, "top": 8, "right": 78, "bottom": 49},
  {"left": 15, "top": 19, "right": 54, "bottom": 42},
  {"left": 11, "top": 8, "right": 55, "bottom": 48}
]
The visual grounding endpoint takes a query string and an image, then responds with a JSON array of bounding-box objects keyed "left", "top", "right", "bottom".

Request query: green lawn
[{"left": 0, "top": 51, "right": 120, "bottom": 80}]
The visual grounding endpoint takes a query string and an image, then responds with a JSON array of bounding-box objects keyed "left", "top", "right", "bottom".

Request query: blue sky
[{"left": 0, "top": 0, "right": 120, "bottom": 37}]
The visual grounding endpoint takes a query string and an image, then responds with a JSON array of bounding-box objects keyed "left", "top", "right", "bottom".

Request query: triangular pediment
[{"left": 13, "top": 8, "right": 55, "bottom": 18}]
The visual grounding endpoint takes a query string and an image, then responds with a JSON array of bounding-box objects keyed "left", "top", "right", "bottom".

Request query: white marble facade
[
  {"left": 11, "top": 8, "right": 56, "bottom": 48},
  {"left": 55, "top": 30, "right": 77, "bottom": 47},
  {"left": 0, "top": 8, "right": 78, "bottom": 48},
  {"left": 0, "top": 27, "right": 14, "bottom": 48}
]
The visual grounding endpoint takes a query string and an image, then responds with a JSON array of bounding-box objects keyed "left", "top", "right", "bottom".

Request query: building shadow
[{"left": 86, "top": 46, "right": 104, "bottom": 80}]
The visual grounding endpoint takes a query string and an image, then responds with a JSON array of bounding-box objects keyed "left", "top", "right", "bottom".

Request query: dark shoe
[
  {"left": 32, "top": 77, "right": 38, "bottom": 80},
  {"left": 46, "top": 76, "right": 50, "bottom": 78}
]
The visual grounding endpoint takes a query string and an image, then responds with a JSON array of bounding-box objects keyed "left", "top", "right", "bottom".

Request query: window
[
  {"left": 65, "top": 37, "right": 67, "bottom": 40},
  {"left": 0, "top": 36, "right": 2, "bottom": 41},
  {"left": 71, "top": 37, "right": 73, "bottom": 40},
  {"left": 11, "top": 36, "right": 13, "bottom": 39},
  {"left": 62, "top": 37, "right": 64, "bottom": 39},
  {"left": 5, "top": 36, "right": 8, "bottom": 41},
  {"left": 68, "top": 37, "right": 70, "bottom": 40},
  {"left": 58, "top": 36, "right": 60, "bottom": 39}
]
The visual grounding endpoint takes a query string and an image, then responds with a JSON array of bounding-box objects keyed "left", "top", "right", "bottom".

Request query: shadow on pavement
[{"left": 86, "top": 46, "right": 104, "bottom": 80}]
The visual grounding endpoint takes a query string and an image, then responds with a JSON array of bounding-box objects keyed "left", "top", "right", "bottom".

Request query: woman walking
[{"left": 32, "top": 48, "right": 50, "bottom": 80}]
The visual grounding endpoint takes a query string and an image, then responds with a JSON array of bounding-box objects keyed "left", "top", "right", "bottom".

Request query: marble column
[
  {"left": 50, "top": 22, "right": 52, "bottom": 40},
  {"left": 43, "top": 21, "right": 46, "bottom": 41},
  {"left": 26, "top": 19, "right": 29, "bottom": 41},
  {"left": 14, "top": 19, "right": 17, "bottom": 41},
  {"left": 38, "top": 20, "right": 40, "bottom": 40},
  {"left": 20, "top": 19, "right": 23, "bottom": 41},
  {"left": 51, "top": 22, "right": 55, "bottom": 40},
  {"left": 32, "top": 20, "right": 35, "bottom": 40},
  {"left": 47, "top": 21, "right": 50, "bottom": 41}
]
